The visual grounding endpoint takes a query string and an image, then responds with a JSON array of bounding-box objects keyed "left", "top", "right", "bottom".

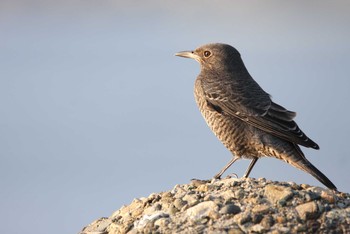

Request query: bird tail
[{"left": 288, "top": 146, "right": 337, "bottom": 191}]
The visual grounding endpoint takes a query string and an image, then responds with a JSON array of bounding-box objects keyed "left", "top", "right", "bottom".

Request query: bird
[{"left": 175, "top": 43, "right": 337, "bottom": 190}]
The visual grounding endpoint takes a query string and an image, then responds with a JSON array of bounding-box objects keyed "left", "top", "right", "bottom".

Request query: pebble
[
  {"left": 260, "top": 215, "right": 274, "bottom": 228},
  {"left": 252, "top": 204, "right": 270, "bottom": 214},
  {"left": 233, "top": 189, "right": 245, "bottom": 199},
  {"left": 321, "top": 190, "right": 336, "bottom": 203},
  {"left": 154, "top": 217, "right": 170, "bottom": 227},
  {"left": 251, "top": 224, "right": 265, "bottom": 233},
  {"left": 295, "top": 201, "right": 319, "bottom": 220},
  {"left": 264, "top": 184, "right": 293, "bottom": 206},
  {"left": 81, "top": 218, "right": 111, "bottom": 233},
  {"left": 173, "top": 198, "right": 186, "bottom": 210},
  {"left": 182, "top": 193, "right": 200, "bottom": 206},
  {"left": 219, "top": 203, "right": 241, "bottom": 215},
  {"left": 133, "top": 212, "right": 169, "bottom": 229},
  {"left": 186, "top": 201, "right": 218, "bottom": 220}
]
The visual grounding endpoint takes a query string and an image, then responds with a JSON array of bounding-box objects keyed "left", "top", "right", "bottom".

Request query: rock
[
  {"left": 182, "top": 193, "right": 200, "bottom": 207},
  {"left": 233, "top": 188, "right": 245, "bottom": 200},
  {"left": 320, "top": 190, "right": 336, "bottom": 203},
  {"left": 252, "top": 204, "right": 270, "bottom": 214},
  {"left": 220, "top": 190, "right": 236, "bottom": 201},
  {"left": 133, "top": 212, "right": 169, "bottom": 229},
  {"left": 196, "top": 184, "right": 209, "bottom": 192},
  {"left": 251, "top": 224, "right": 265, "bottom": 233},
  {"left": 80, "top": 178, "right": 350, "bottom": 233},
  {"left": 215, "top": 177, "right": 240, "bottom": 187},
  {"left": 80, "top": 217, "right": 111, "bottom": 233},
  {"left": 219, "top": 203, "right": 241, "bottom": 215},
  {"left": 227, "top": 228, "right": 244, "bottom": 234},
  {"left": 275, "top": 215, "right": 286, "bottom": 223},
  {"left": 186, "top": 201, "right": 219, "bottom": 220},
  {"left": 173, "top": 198, "right": 186, "bottom": 210},
  {"left": 233, "top": 211, "right": 252, "bottom": 225},
  {"left": 260, "top": 215, "right": 274, "bottom": 228},
  {"left": 271, "top": 226, "right": 290, "bottom": 233},
  {"left": 154, "top": 217, "right": 170, "bottom": 227},
  {"left": 264, "top": 184, "right": 294, "bottom": 206},
  {"left": 295, "top": 201, "right": 320, "bottom": 220}
]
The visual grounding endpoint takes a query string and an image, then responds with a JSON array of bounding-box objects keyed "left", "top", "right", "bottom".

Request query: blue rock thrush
[{"left": 176, "top": 43, "right": 337, "bottom": 190}]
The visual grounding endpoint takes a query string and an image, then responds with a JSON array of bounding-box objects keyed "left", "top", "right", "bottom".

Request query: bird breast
[{"left": 194, "top": 78, "right": 259, "bottom": 158}]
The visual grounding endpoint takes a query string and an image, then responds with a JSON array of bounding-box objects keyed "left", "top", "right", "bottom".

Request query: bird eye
[{"left": 204, "top": 50, "right": 211, "bottom": 58}]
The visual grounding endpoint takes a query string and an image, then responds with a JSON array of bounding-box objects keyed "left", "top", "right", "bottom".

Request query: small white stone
[
  {"left": 186, "top": 201, "right": 218, "bottom": 220},
  {"left": 133, "top": 212, "right": 169, "bottom": 229}
]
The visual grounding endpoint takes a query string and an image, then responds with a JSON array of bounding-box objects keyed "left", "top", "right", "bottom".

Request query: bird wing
[{"left": 201, "top": 76, "right": 319, "bottom": 149}]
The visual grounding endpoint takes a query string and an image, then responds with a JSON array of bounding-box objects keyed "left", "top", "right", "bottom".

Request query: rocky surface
[{"left": 80, "top": 177, "right": 350, "bottom": 233}]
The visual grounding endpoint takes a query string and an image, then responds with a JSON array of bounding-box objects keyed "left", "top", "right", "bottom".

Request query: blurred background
[{"left": 1, "top": 1, "right": 349, "bottom": 233}]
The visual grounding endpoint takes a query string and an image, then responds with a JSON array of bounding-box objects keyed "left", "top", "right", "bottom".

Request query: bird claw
[{"left": 228, "top": 173, "right": 239, "bottom": 178}]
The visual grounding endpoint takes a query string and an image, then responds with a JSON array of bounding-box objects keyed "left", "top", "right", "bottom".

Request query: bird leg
[
  {"left": 213, "top": 157, "right": 239, "bottom": 179},
  {"left": 243, "top": 158, "right": 258, "bottom": 178}
]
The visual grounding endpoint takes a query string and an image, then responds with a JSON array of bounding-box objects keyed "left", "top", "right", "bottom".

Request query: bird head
[{"left": 175, "top": 43, "right": 242, "bottom": 70}]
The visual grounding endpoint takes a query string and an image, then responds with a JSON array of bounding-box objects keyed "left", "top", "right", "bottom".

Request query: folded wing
[{"left": 201, "top": 76, "right": 319, "bottom": 149}]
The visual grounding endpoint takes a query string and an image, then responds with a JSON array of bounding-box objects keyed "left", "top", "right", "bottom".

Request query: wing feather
[{"left": 201, "top": 75, "right": 319, "bottom": 149}]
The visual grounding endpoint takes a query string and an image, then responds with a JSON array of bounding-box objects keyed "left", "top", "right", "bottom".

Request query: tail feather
[
  {"left": 296, "top": 160, "right": 337, "bottom": 190},
  {"left": 290, "top": 146, "right": 337, "bottom": 190}
]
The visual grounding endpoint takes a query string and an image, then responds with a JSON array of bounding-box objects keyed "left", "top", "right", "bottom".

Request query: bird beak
[{"left": 175, "top": 51, "right": 200, "bottom": 61}]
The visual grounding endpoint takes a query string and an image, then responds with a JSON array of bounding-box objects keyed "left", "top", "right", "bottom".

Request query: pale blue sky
[{"left": 1, "top": 1, "right": 349, "bottom": 233}]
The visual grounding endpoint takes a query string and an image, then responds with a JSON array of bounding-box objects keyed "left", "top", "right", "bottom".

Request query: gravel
[{"left": 80, "top": 177, "right": 350, "bottom": 233}]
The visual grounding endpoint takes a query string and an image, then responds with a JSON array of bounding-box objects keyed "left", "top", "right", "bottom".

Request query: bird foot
[
  {"left": 228, "top": 173, "right": 238, "bottom": 178},
  {"left": 190, "top": 178, "right": 211, "bottom": 186},
  {"left": 213, "top": 173, "right": 238, "bottom": 180}
]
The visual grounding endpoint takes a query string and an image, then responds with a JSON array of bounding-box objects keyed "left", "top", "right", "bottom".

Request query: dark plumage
[{"left": 176, "top": 43, "right": 337, "bottom": 190}]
